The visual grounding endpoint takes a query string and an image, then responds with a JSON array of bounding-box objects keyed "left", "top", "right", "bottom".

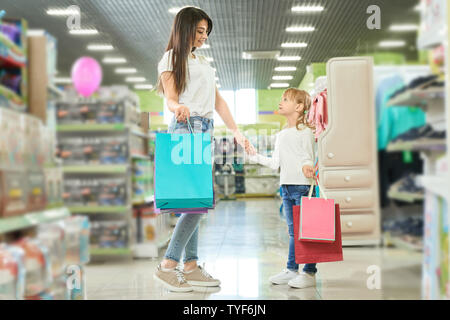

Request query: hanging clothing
[
  {"left": 376, "top": 75, "right": 426, "bottom": 150},
  {"left": 308, "top": 89, "right": 328, "bottom": 139}
]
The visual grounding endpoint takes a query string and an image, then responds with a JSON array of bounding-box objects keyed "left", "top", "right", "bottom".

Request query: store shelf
[
  {"left": 131, "top": 153, "right": 150, "bottom": 160},
  {"left": 132, "top": 195, "right": 154, "bottom": 206},
  {"left": 386, "top": 139, "right": 446, "bottom": 152},
  {"left": 63, "top": 164, "right": 128, "bottom": 174},
  {"left": 384, "top": 232, "right": 423, "bottom": 252},
  {"left": 235, "top": 193, "right": 277, "bottom": 198},
  {"left": 0, "top": 32, "right": 26, "bottom": 68},
  {"left": 48, "top": 84, "right": 64, "bottom": 97},
  {"left": 68, "top": 206, "right": 128, "bottom": 214},
  {"left": 0, "top": 207, "right": 70, "bottom": 234},
  {"left": 418, "top": 175, "right": 450, "bottom": 199},
  {"left": 57, "top": 123, "right": 127, "bottom": 132},
  {"left": 90, "top": 247, "right": 132, "bottom": 256},
  {"left": 0, "top": 84, "right": 25, "bottom": 107},
  {"left": 387, "top": 190, "right": 424, "bottom": 203},
  {"left": 387, "top": 87, "right": 444, "bottom": 108}
]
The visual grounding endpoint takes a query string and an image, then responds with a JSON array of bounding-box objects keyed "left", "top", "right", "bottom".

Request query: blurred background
[{"left": 0, "top": 0, "right": 448, "bottom": 300}]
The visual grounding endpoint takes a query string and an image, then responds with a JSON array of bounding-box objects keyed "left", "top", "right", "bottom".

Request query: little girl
[{"left": 247, "top": 88, "right": 317, "bottom": 289}]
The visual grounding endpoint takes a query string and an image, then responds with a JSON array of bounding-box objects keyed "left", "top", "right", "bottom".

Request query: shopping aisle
[{"left": 84, "top": 199, "right": 422, "bottom": 300}]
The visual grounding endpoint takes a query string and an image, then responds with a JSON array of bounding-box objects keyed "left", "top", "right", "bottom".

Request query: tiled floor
[{"left": 85, "top": 199, "right": 423, "bottom": 300}]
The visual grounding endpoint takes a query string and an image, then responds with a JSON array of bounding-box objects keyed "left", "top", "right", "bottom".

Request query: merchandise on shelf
[
  {"left": 0, "top": 244, "right": 25, "bottom": 300},
  {"left": 132, "top": 159, "right": 153, "bottom": 200},
  {"left": 44, "top": 167, "right": 63, "bottom": 207},
  {"left": 26, "top": 170, "right": 47, "bottom": 211},
  {"left": 0, "top": 107, "right": 26, "bottom": 169},
  {"left": 0, "top": 169, "right": 28, "bottom": 217},
  {"left": 244, "top": 176, "right": 279, "bottom": 195},
  {"left": 58, "top": 216, "right": 80, "bottom": 265},
  {"left": 56, "top": 86, "right": 141, "bottom": 126},
  {"left": 57, "top": 136, "right": 129, "bottom": 165},
  {"left": 13, "top": 238, "right": 52, "bottom": 297},
  {"left": 23, "top": 115, "right": 46, "bottom": 169},
  {"left": 130, "top": 134, "right": 146, "bottom": 156},
  {"left": 37, "top": 222, "right": 66, "bottom": 279},
  {"left": 90, "top": 220, "right": 128, "bottom": 249},
  {"left": 62, "top": 178, "right": 127, "bottom": 207},
  {"left": 0, "top": 18, "right": 28, "bottom": 112}
]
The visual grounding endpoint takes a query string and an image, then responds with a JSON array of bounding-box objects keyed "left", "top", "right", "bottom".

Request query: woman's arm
[
  {"left": 160, "top": 71, "right": 190, "bottom": 122},
  {"left": 214, "top": 87, "right": 256, "bottom": 154},
  {"left": 214, "top": 87, "right": 238, "bottom": 132}
]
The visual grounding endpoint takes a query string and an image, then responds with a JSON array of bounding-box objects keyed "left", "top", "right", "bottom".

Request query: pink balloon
[{"left": 71, "top": 57, "right": 103, "bottom": 97}]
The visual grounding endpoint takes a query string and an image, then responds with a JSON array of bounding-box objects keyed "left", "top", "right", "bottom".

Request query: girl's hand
[
  {"left": 233, "top": 130, "right": 257, "bottom": 155},
  {"left": 175, "top": 105, "right": 190, "bottom": 123},
  {"left": 302, "top": 165, "right": 315, "bottom": 178}
]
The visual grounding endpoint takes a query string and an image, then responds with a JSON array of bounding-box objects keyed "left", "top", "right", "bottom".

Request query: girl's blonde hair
[{"left": 283, "top": 88, "right": 315, "bottom": 131}]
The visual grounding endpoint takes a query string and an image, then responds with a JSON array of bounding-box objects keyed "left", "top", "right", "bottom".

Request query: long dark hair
[{"left": 157, "top": 7, "right": 213, "bottom": 96}]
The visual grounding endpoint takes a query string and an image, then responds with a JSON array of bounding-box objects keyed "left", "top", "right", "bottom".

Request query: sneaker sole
[
  {"left": 187, "top": 280, "right": 221, "bottom": 287},
  {"left": 153, "top": 274, "right": 193, "bottom": 292},
  {"left": 288, "top": 282, "right": 316, "bottom": 289},
  {"left": 270, "top": 278, "right": 295, "bottom": 285}
]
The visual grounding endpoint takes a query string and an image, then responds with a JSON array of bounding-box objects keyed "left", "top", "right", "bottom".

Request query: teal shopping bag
[{"left": 154, "top": 127, "right": 213, "bottom": 209}]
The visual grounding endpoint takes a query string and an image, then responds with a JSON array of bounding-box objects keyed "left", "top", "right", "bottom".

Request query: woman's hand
[
  {"left": 233, "top": 130, "right": 257, "bottom": 155},
  {"left": 175, "top": 105, "right": 190, "bottom": 123},
  {"left": 302, "top": 165, "right": 315, "bottom": 179}
]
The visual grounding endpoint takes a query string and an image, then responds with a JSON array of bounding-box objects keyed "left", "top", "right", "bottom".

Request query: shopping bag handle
[
  {"left": 169, "top": 117, "right": 195, "bottom": 134},
  {"left": 186, "top": 117, "right": 194, "bottom": 134},
  {"left": 308, "top": 176, "right": 328, "bottom": 200}
]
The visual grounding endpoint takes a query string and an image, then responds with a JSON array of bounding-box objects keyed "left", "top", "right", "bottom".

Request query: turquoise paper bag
[{"left": 154, "top": 131, "right": 213, "bottom": 209}]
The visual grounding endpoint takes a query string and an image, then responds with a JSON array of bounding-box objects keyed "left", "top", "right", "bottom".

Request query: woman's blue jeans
[
  {"left": 281, "top": 185, "right": 318, "bottom": 274},
  {"left": 163, "top": 116, "right": 214, "bottom": 263}
]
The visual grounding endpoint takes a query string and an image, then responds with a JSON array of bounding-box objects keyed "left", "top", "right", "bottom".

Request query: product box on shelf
[
  {"left": 24, "top": 115, "right": 45, "bottom": 169},
  {"left": 132, "top": 159, "right": 153, "bottom": 200},
  {"left": 26, "top": 170, "right": 47, "bottom": 211},
  {"left": 44, "top": 167, "right": 63, "bottom": 207},
  {"left": 62, "top": 178, "right": 127, "bottom": 207},
  {"left": 13, "top": 238, "right": 52, "bottom": 298},
  {"left": 56, "top": 102, "right": 100, "bottom": 124},
  {"left": 57, "top": 136, "right": 129, "bottom": 165},
  {"left": 130, "top": 134, "right": 146, "bottom": 156},
  {"left": 0, "top": 108, "right": 26, "bottom": 170},
  {"left": 0, "top": 169, "right": 28, "bottom": 218},
  {"left": 0, "top": 18, "right": 28, "bottom": 112},
  {"left": 56, "top": 99, "right": 140, "bottom": 126},
  {"left": 59, "top": 217, "right": 81, "bottom": 265},
  {"left": 90, "top": 220, "right": 128, "bottom": 249},
  {"left": 0, "top": 244, "right": 26, "bottom": 300},
  {"left": 37, "top": 222, "right": 66, "bottom": 279}
]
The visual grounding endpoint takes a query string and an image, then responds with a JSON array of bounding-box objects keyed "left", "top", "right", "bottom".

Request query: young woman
[{"left": 154, "top": 6, "right": 255, "bottom": 292}]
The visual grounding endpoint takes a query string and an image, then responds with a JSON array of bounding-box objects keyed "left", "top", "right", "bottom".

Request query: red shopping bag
[{"left": 293, "top": 203, "right": 343, "bottom": 264}]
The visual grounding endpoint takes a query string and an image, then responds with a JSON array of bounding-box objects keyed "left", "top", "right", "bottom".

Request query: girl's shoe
[
  {"left": 183, "top": 264, "right": 221, "bottom": 287},
  {"left": 288, "top": 271, "right": 316, "bottom": 289},
  {"left": 153, "top": 264, "right": 193, "bottom": 292},
  {"left": 269, "top": 269, "right": 298, "bottom": 285}
]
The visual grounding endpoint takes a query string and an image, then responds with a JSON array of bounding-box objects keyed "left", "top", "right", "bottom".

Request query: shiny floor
[{"left": 85, "top": 199, "right": 423, "bottom": 300}]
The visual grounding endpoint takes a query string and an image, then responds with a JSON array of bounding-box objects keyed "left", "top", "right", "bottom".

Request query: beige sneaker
[
  {"left": 153, "top": 264, "right": 193, "bottom": 292},
  {"left": 183, "top": 264, "right": 221, "bottom": 287}
]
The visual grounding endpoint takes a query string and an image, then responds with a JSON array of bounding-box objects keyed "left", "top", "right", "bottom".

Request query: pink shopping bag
[{"left": 299, "top": 179, "right": 335, "bottom": 243}]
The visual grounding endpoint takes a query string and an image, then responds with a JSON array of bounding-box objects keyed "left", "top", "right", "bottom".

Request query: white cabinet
[{"left": 318, "top": 57, "right": 381, "bottom": 245}]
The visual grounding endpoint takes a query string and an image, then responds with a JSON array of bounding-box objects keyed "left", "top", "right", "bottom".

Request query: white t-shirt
[
  {"left": 158, "top": 49, "right": 216, "bottom": 119},
  {"left": 249, "top": 126, "right": 316, "bottom": 185}
]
